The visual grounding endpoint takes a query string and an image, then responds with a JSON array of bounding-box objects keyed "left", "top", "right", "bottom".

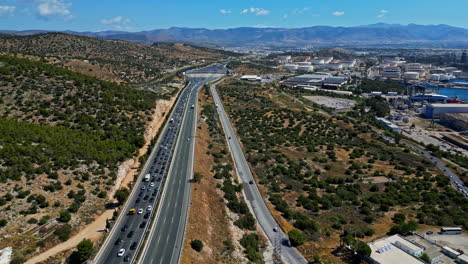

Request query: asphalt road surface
[
  {"left": 210, "top": 82, "right": 308, "bottom": 264},
  {"left": 93, "top": 80, "right": 203, "bottom": 264},
  {"left": 139, "top": 70, "right": 225, "bottom": 263}
]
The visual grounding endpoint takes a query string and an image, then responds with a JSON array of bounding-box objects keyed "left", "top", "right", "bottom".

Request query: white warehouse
[{"left": 423, "top": 104, "right": 468, "bottom": 119}]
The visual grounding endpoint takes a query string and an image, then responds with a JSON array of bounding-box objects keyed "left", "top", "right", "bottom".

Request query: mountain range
[{"left": 2, "top": 23, "right": 468, "bottom": 47}]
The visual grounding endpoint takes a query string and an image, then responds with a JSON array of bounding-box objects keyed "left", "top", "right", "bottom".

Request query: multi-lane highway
[
  {"left": 210, "top": 82, "right": 308, "bottom": 264},
  {"left": 139, "top": 68, "right": 225, "bottom": 264},
  {"left": 93, "top": 79, "right": 198, "bottom": 264}
]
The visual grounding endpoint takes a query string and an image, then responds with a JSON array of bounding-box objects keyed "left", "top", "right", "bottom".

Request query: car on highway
[
  {"left": 137, "top": 208, "right": 143, "bottom": 215},
  {"left": 117, "top": 248, "right": 125, "bottom": 257},
  {"left": 150, "top": 182, "right": 154, "bottom": 187},
  {"left": 249, "top": 180, "right": 254, "bottom": 184},
  {"left": 127, "top": 230, "right": 134, "bottom": 238},
  {"left": 147, "top": 205, "right": 153, "bottom": 211},
  {"left": 135, "top": 198, "right": 141, "bottom": 203},
  {"left": 130, "top": 242, "right": 137, "bottom": 250},
  {"left": 273, "top": 227, "right": 279, "bottom": 232},
  {"left": 149, "top": 197, "right": 155, "bottom": 202},
  {"left": 144, "top": 212, "right": 150, "bottom": 219},
  {"left": 121, "top": 224, "right": 128, "bottom": 232},
  {"left": 140, "top": 221, "right": 147, "bottom": 228},
  {"left": 114, "top": 238, "right": 122, "bottom": 245},
  {"left": 138, "top": 192, "right": 143, "bottom": 197},
  {"left": 141, "top": 186, "right": 146, "bottom": 190},
  {"left": 148, "top": 187, "right": 153, "bottom": 191},
  {"left": 143, "top": 195, "right": 149, "bottom": 200},
  {"left": 152, "top": 191, "right": 157, "bottom": 196},
  {"left": 124, "top": 254, "right": 131, "bottom": 262}
]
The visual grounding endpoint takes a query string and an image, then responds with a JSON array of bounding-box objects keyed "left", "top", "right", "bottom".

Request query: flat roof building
[
  {"left": 423, "top": 104, "right": 468, "bottom": 119},
  {"left": 368, "top": 235, "right": 424, "bottom": 264}
]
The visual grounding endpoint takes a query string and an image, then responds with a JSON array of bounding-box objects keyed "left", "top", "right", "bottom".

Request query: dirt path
[{"left": 25, "top": 95, "right": 178, "bottom": 264}]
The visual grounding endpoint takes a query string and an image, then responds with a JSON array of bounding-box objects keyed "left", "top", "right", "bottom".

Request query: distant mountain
[{"left": 2, "top": 23, "right": 468, "bottom": 47}]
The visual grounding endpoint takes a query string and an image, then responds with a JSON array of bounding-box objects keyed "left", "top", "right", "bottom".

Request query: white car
[
  {"left": 273, "top": 227, "right": 279, "bottom": 232},
  {"left": 117, "top": 248, "right": 125, "bottom": 257},
  {"left": 147, "top": 205, "right": 153, "bottom": 211},
  {"left": 137, "top": 208, "right": 143, "bottom": 215},
  {"left": 149, "top": 182, "right": 155, "bottom": 187}
]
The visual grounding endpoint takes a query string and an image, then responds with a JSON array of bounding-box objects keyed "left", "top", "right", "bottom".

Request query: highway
[
  {"left": 93, "top": 79, "right": 199, "bottom": 264},
  {"left": 139, "top": 66, "right": 225, "bottom": 264},
  {"left": 210, "top": 82, "right": 308, "bottom": 264}
]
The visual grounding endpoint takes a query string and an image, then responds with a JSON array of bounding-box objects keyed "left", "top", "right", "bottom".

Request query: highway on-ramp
[{"left": 210, "top": 82, "right": 308, "bottom": 264}]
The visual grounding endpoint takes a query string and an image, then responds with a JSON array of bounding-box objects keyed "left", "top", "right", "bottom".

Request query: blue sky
[{"left": 0, "top": 0, "right": 467, "bottom": 31}]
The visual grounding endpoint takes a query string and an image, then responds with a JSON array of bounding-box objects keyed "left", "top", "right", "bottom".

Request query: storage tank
[
  {"left": 430, "top": 74, "right": 441, "bottom": 81},
  {"left": 284, "top": 64, "right": 299, "bottom": 71},
  {"left": 297, "top": 65, "right": 314, "bottom": 72},
  {"left": 404, "top": 72, "right": 420, "bottom": 80}
]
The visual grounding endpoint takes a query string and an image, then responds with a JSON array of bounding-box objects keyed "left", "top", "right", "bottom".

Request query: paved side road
[
  {"left": 210, "top": 82, "right": 308, "bottom": 264},
  {"left": 381, "top": 134, "right": 468, "bottom": 197}
]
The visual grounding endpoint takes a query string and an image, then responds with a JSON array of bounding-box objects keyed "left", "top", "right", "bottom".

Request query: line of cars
[{"left": 111, "top": 83, "right": 197, "bottom": 262}]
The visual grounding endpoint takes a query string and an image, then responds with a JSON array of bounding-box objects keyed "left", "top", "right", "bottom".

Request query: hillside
[
  {"left": 0, "top": 56, "right": 167, "bottom": 262},
  {"left": 0, "top": 33, "right": 234, "bottom": 83}
]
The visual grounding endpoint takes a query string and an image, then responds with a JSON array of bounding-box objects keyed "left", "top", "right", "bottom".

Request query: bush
[
  {"left": 420, "top": 253, "right": 430, "bottom": 262},
  {"left": 234, "top": 212, "right": 256, "bottom": 230},
  {"left": 0, "top": 219, "right": 7, "bottom": 227},
  {"left": 191, "top": 239, "right": 203, "bottom": 252},
  {"left": 59, "top": 210, "right": 71, "bottom": 222},
  {"left": 288, "top": 229, "right": 305, "bottom": 247},
  {"left": 114, "top": 187, "right": 130, "bottom": 204},
  {"left": 54, "top": 224, "right": 72, "bottom": 241},
  {"left": 75, "top": 239, "right": 94, "bottom": 263}
]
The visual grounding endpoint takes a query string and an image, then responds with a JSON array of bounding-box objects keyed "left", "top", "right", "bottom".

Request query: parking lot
[{"left": 303, "top": 95, "right": 356, "bottom": 110}]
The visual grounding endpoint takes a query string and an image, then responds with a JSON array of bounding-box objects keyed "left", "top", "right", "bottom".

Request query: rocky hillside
[{"left": 0, "top": 33, "right": 235, "bottom": 83}]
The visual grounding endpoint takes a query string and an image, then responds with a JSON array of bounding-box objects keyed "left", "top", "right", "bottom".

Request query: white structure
[
  {"left": 405, "top": 63, "right": 426, "bottom": 77},
  {"left": 322, "top": 57, "right": 334, "bottom": 64},
  {"left": 276, "top": 55, "right": 291, "bottom": 63},
  {"left": 430, "top": 74, "right": 441, "bottom": 81},
  {"left": 457, "top": 254, "right": 468, "bottom": 264},
  {"left": 314, "top": 63, "right": 344, "bottom": 70},
  {"left": 423, "top": 104, "right": 468, "bottom": 118},
  {"left": 382, "top": 67, "right": 401, "bottom": 78},
  {"left": 283, "top": 64, "right": 299, "bottom": 71},
  {"left": 443, "top": 246, "right": 461, "bottom": 259},
  {"left": 296, "top": 61, "right": 312, "bottom": 66},
  {"left": 340, "top": 59, "right": 357, "bottom": 68},
  {"left": 454, "top": 71, "right": 464, "bottom": 77},
  {"left": 376, "top": 118, "right": 402, "bottom": 133},
  {"left": 404, "top": 72, "right": 420, "bottom": 80},
  {"left": 383, "top": 57, "right": 406, "bottom": 65},
  {"left": 297, "top": 65, "right": 314, "bottom": 72},
  {"left": 310, "top": 58, "right": 325, "bottom": 65},
  {"left": 368, "top": 235, "right": 424, "bottom": 264},
  {"left": 371, "top": 91, "right": 383, "bottom": 96},
  {"left": 240, "top": 75, "right": 262, "bottom": 82}
]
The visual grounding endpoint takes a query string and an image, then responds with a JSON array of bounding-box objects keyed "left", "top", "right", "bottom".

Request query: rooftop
[
  {"left": 429, "top": 103, "right": 468, "bottom": 107},
  {"left": 368, "top": 235, "right": 424, "bottom": 264}
]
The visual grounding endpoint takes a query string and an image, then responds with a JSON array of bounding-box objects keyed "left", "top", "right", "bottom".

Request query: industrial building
[
  {"left": 282, "top": 73, "right": 348, "bottom": 87},
  {"left": 440, "top": 113, "right": 468, "bottom": 131},
  {"left": 457, "top": 254, "right": 468, "bottom": 264},
  {"left": 442, "top": 246, "right": 461, "bottom": 259},
  {"left": 423, "top": 104, "right": 468, "bottom": 119},
  {"left": 382, "top": 67, "right": 402, "bottom": 79},
  {"left": 367, "top": 235, "right": 424, "bottom": 264},
  {"left": 376, "top": 117, "right": 402, "bottom": 133},
  {"left": 240, "top": 75, "right": 262, "bottom": 82}
]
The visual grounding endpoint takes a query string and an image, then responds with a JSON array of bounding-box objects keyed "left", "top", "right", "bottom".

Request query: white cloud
[
  {"left": 332, "top": 11, "right": 345, "bottom": 16},
  {"left": 0, "top": 5, "right": 15, "bottom": 17},
  {"left": 282, "top": 14, "right": 288, "bottom": 19},
  {"left": 219, "top": 9, "right": 231, "bottom": 14},
  {"left": 100, "top": 16, "right": 131, "bottom": 25},
  {"left": 37, "top": 0, "right": 72, "bottom": 19},
  {"left": 292, "top": 7, "right": 310, "bottom": 15},
  {"left": 241, "top": 7, "right": 270, "bottom": 16},
  {"left": 377, "top": 10, "right": 389, "bottom": 18}
]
